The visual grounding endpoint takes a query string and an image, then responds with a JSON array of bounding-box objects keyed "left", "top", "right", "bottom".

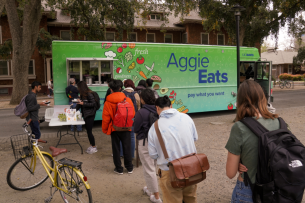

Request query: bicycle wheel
[
  {"left": 57, "top": 166, "right": 92, "bottom": 203},
  {"left": 279, "top": 82, "right": 284, "bottom": 89},
  {"left": 7, "top": 153, "right": 54, "bottom": 191},
  {"left": 286, "top": 82, "right": 292, "bottom": 88}
]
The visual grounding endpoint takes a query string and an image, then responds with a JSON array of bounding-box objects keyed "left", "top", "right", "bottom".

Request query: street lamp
[{"left": 230, "top": 4, "right": 245, "bottom": 89}]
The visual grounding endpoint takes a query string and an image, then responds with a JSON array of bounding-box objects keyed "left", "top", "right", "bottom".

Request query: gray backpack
[{"left": 14, "top": 95, "right": 29, "bottom": 119}]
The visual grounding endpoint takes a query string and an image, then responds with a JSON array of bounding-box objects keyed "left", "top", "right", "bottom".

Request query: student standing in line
[
  {"left": 148, "top": 96, "right": 198, "bottom": 203},
  {"left": 66, "top": 78, "right": 82, "bottom": 132},
  {"left": 134, "top": 89, "right": 162, "bottom": 203},
  {"left": 135, "top": 79, "right": 147, "bottom": 96},
  {"left": 146, "top": 79, "right": 159, "bottom": 99},
  {"left": 25, "top": 81, "right": 48, "bottom": 139},
  {"left": 120, "top": 79, "right": 141, "bottom": 159},
  {"left": 225, "top": 80, "right": 279, "bottom": 203},
  {"left": 103, "top": 78, "right": 113, "bottom": 104},
  {"left": 102, "top": 80, "right": 135, "bottom": 174},
  {"left": 76, "top": 81, "right": 97, "bottom": 154},
  {"left": 47, "top": 78, "right": 53, "bottom": 98}
]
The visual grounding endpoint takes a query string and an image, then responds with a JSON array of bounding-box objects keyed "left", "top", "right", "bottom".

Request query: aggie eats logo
[{"left": 167, "top": 53, "right": 228, "bottom": 84}]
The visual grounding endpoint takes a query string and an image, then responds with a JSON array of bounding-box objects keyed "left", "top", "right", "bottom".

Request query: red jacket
[{"left": 102, "top": 92, "right": 135, "bottom": 135}]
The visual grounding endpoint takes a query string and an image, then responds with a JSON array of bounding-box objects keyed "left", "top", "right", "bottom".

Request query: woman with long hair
[
  {"left": 76, "top": 81, "right": 98, "bottom": 154},
  {"left": 134, "top": 89, "right": 162, "bottom": 203},
  {"left": 225, "top": 80, "right": 279, "bottom": 202}
]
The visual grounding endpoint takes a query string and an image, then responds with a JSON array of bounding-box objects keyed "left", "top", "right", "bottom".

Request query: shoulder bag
[{"left": 154, "top": 121, "right": 209, "bottom": 188}]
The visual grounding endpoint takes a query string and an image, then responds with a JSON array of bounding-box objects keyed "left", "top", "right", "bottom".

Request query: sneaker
[
  {"left": 150, "top": 195, "right": 162, "bottom": 203},
  {"left": 114, "top": 168, "right": 123, "bottom": 175},
  {"left": 86, "top": 146, "right": 97, "bottom": 154},
  {"left": 127, "top": 169, "right": 133, "bottom": 174},
  {"left": 143, "top": 186, "right": 152, "bottom": 197},
  {"left": 86, "top": 146, "right": 93, "bottom": 153}
]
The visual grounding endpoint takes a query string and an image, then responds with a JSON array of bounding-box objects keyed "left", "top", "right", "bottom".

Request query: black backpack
[
  {"left": 91, "top": 91, "right": 101, "bottom": 111},
  {"left": 240, "top": 117, "right": 305, "bottom": 203},
  {"left": 123, "top": 91, "right": 138, "bottom": 112}
]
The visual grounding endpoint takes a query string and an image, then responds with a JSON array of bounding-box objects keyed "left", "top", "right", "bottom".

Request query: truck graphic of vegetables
[
  {"left": 228, "top": 103, "right": 233, "bottom": 110},
  {"left": 127, "top": 62, "right": 136, "bottom": 73},
  {"left": 137, "top": 68, "right": 147, "bottom": 79},
  {"left": 168, "top": 90, "right": 189, "bottom": 113},
  {"left": 125, "top": 51, "right": 133, "bottom": 62}
]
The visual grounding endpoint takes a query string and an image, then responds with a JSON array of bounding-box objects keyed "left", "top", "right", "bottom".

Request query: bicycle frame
[{"left": 25, "top": 140, "right": 90, "bottom": 193}]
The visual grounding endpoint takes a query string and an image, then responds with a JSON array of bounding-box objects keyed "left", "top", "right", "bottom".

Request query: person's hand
[
  {"left": 238, "top": 163, "right": 248, "bottom": 174},
  {"left": 78, "top": 100, "right": 83, "bottom": 105},
  {"left": 39, "top": 102, "right": 47, "bottom": 106}
]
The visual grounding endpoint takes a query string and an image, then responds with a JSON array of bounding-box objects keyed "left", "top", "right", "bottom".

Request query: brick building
[{"left": 0, "top": 9, "right": 259, "bottom": 95}]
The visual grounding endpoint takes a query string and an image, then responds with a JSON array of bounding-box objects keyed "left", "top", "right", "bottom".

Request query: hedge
[{"left": 278, "top": 73, "right": 305, "bottom": 81}]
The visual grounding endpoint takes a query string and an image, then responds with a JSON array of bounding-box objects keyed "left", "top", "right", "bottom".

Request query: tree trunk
[{"left": 5, "top": 0, "right": 42, "bottom": 104}]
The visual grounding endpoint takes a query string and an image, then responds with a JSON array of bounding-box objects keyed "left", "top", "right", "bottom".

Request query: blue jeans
[
  {"left": 231, "top": 180, "right": 253, "bottom": 203},
  {"left": 30, "top": 120, "right": 41, "bottom": 139},
  {"left": 69, "top": 102, "right": 82, "bottom": 131},
  {"left": 120, "top": 126, "right": 135, "bottom": 158}
]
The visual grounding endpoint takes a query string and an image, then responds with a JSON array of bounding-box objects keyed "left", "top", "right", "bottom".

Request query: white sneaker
[
  {"left": 143, "top": 186, "right": 152, "bottom": 197},
  {"left": 150, "top": 195, "right": 162, "bottom": 203},
  {"left": 86, "top": 146, "right": 93, "bottom": 153},
  {"left": 86, "top": 146, "right": 97, "bottom": 154},
  {"left": 47, "top": 95, "right": 51, "bottom": 98}
]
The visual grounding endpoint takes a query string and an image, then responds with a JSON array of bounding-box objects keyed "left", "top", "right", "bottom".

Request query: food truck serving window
[{"left": 66, "top": 58, "right": 116, "bottom": 86}]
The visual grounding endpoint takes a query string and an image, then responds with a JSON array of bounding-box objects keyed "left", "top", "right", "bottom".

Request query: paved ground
[{"left": 0, "top": 88, "right": 305, "bottom": 202}]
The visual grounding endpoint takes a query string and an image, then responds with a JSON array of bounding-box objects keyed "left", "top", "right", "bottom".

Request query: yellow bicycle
[{"left": 6, "top": 123, "right": 92, "bottom": 203}]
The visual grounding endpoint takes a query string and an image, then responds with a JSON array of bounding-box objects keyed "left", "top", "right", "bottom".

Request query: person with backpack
[
  {"left": 66, "top": 78, "right": 82, "bottom": 132},
  {"left": 25, "top": 81, "right": 48, "bottom": 139},
  {"left": 103, "top": 78, "right": 113, "bottom": 104},
  {"left": 146, "top": 79, "right": 159, "bottom": 99},
  {"left": 134, "top": 89, "right": 161, "bottom": 203},
  {"left": 120, "top": 79, "right": 141, "bottom": 158},
  {"left": 102, "top": 80, "right": 135, "bottom": 174},
  {"left": 135, "top": 79, "right": 147, "bottom": 96},
  {"left": 225, "top": 80, "right": 305, "bottom": 203},
  {"left": 148, "top": 96, "right": 199, "bottom": 203},
  {"left": 76, "top": 81, "right": 98, "bottom": 154}
]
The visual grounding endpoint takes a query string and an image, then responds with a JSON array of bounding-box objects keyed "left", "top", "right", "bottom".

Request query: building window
[
  {"left": 182, "top": 33, "right": 187, "bottom": 43},
  {"left": 201, "top": 33, "right": 209, "bottom": 45},
  {"left": 272, "top": 65, "right": 277, "bottom": 70},
  {"left": 150, "top": 14, "right": 161, "bottom": 20},
  {"left": 128, "top": 33, "right": 137, "bottom": 42},
  {"left": 0, "top": 60, "right": 9, "bottom": 76},
  {"left": 106, "top": 32, "right": 115, "bottom": 41},
  {"left": 164, "top": 34, "right": 173, "bottom": 43},
  {"left": 217, "top": 34, "right": 225, "bottom": 45},
  {"left": 28, "top": 60, "right": 35, "bottom": 75},
  {"left": 60, "top": 30, "right": 71, "bottom": 40},
  {"left": 146, "top": 33, "right": 155, "bottom": 43},
  {"left": 288, "top": 65, "right": 292, "bottom": 74}
]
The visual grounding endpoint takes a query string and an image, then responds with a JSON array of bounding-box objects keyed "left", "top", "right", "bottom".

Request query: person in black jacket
[
  {"left": 25, "top": 81, "right": 48, "bottom": 139},
  {"left": 134, "top": 89, "right": 162, "bottom": 203},
  {"left": 66, "top": 78, "right": 82, "bottom": 132},
  {"left": 76, "top": 81, "right": 97, "bottom": 154}
]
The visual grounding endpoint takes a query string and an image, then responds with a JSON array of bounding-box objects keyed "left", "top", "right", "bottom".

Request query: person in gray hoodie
[{"left": 134, "top": 89, "right": 162, "bottom": 203}]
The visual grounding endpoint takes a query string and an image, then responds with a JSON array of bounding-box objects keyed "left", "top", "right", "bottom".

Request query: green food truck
[{"left": 52, "top": 41, "right": 273, "bottom": 120}]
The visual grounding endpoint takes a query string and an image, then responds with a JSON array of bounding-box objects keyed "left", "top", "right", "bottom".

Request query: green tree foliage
[
  {"left": 52, "top": 0, "right": 137, "bottom": 41},
  {"left": 293, "top": 46, "right": 305, "bottom": 72},
  {"left": 196, "top": 0, "right": 305, "bottom": 46},
  {"left": 36, "top": 28, "right": 60, "bottom": 58}
]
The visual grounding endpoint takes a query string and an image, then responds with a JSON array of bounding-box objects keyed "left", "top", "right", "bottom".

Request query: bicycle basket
[{"left": 10, "top": 134, "right": 32, "bottom": 160}]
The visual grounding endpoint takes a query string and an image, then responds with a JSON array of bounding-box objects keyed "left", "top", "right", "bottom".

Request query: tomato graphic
[
  {"left": 136, "top": 56, "right": 145, "bottom": 64},
  {"left": 122, "top": 43, "right": 127, "bottom": 48},
  {"left": 117, "top": 47, "right": 123, "bottom": 53},
  {"left": 228, "top": 103, "right": 233, "bottom": 110}
]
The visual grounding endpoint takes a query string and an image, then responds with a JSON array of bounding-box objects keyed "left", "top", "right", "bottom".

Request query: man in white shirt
[
  {"left": 148, "top": 96, "right": 198, "bottom": 203},
  {"left": 47, "top": 78, "right": 53, "bottom": 98}
]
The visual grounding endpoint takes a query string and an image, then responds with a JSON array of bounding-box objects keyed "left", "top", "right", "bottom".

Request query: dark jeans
[
  {"left": 30, "top": 120, "right": 41, "bottom": 139},
  {"left": 111, "top": 131, "right": 133, "bottom": 173},
  {"left": 120, "top": 126, "right": 135, "bottom": 158},
  {"left": 48, "top": 88, "right": 53, "bottom": 96},
  {"left": 84, "top": 116, "right": 95, "bottom": 146},
  {"left": 69, "top": 102, "right": 82, "bottom": 131}
]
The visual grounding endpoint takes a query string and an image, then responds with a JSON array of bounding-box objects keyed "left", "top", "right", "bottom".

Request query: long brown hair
[
  {"left": 236, "top": 80, "right": 278, "bottom": 121},
  {"left": 77, "top": 81, "right": 92, "bottom": 98}
]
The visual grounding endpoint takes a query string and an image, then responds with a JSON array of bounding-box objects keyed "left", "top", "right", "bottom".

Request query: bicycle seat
[{"left": 49, "top": 146, "right": 67, "bottom": 157}]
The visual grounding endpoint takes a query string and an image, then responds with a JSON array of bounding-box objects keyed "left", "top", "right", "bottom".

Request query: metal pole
[{"left": 236, "top": 14, "right": 240, "bottom": 89}]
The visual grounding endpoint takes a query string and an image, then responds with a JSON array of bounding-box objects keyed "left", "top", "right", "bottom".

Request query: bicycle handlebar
[{"left": 22, "top": 122, "right": 47, "bottom": 143}]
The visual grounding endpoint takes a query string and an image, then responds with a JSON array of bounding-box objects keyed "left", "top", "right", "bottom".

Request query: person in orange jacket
[{"left": 102, "top": 80, "right": 135, "bottom": 175}]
